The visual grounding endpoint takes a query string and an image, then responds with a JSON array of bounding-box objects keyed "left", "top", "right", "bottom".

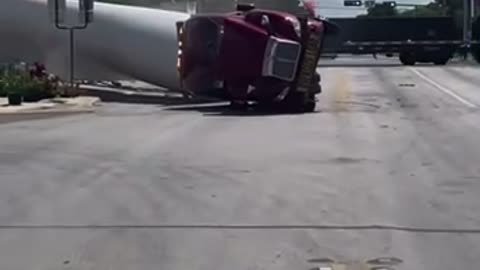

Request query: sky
[{"left": 314, "top": 0, "right": 432, "bottom": 17}]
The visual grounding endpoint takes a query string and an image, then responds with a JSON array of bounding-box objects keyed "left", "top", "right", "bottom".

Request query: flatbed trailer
[{"left": 322, "top": 16, "right": 480, "bottom": 65}]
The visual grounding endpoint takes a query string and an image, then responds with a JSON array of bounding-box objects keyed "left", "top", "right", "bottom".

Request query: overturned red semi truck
[{"left": 175, "top": 3, "right": 336, "bottom": 112}]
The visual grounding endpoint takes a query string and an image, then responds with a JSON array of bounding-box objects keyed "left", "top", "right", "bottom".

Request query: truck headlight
[{"left": 286, "top": 16, "right": 301, "bottom": 38}]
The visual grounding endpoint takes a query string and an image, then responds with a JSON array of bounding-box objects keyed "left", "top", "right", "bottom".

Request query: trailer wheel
[
  {"left": 432, "top": 53, "right": 451, "bottom": 65},
  {"left": 433, "top": 59, "right": 449, "bottom": 65},
  {"left": 472, "top": 45, "right": 480, "bottom": 64},
  {"left": 303, "top": 96, "right": 316, "bottom": 112},
  {"left": 282, "top": 92, "right": 316, "bottom": 113},
  {"left": 230, "top": 100, "right": 248, "bottom": 111},
  {"left": 399, "top": 52, "right": 416, "bottom": 66}
]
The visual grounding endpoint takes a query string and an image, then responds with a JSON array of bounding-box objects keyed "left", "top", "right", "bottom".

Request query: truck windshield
[{"left": 182, "top": 18, "right": 222, "bottom": 92}]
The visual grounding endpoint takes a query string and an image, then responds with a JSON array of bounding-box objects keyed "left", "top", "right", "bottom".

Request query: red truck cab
[{"left": 176, "top": 3, "right": 328, "bottom": 112}]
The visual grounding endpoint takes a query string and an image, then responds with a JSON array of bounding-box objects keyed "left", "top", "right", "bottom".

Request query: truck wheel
[
  {"left": 303, "top": 97, "right": 316, "bottom": 112},
  {"left": 433, "top": 58, "right": 449, "bottom": 65},
  {"left": 472, "top": 45, "right": 480, "bottom": 64},
  {"left": 282, "top": 92, "right": 316, "bottom": 113},
  {"left": 399, "top": 53, "right": 416, "bottom": 66},
  {"left": 229, "top": 100, "right": 248, "bottom": 111}
]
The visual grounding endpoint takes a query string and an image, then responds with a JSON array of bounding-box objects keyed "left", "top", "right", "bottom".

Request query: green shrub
[
  {"left": 0, "top": 73, "right": 54, "bottom": 102},
  {"left": 23, "top": 79, "right": 54, "bottom": 102},
  {"left": 0, "top": 79, "right": 5, "bottom": 97}
]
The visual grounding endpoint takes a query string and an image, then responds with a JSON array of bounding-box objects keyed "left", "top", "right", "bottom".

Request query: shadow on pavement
[
  {"left": 319, "top": 57, "right": 476, "bottom": 68},
  {"left": 83, "top": 87, "right": 219, "bottom": 106},
  {"left": 83, "top": 86, "right": 316, "bottom": 116},
  {"left": 318, "top": 62, "right": 442, "bottom": 68},
  {"left": 319, "top": 63, "right": 404, "bottom": 68},
  {"left": 165, "top": 103, "right": 316, "bottom": 117},
  {"left": 0, "top": 112, "right": 85, "bottom": 124}
]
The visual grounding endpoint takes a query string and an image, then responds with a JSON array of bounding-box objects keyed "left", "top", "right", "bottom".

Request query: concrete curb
[{"left": 0, "top": 107, "right": 96, "bottom": 115}]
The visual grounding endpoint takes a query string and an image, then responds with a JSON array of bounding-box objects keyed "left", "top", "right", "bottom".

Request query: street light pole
[
  {"left": 69, "top": 28, "right": 75, "bottom": 89},
  {"left": 464, "top": 0, "right": 471, "bottom": 43},
  {"left": 471, "top": 0, "right": 475, "bottom": 18}
]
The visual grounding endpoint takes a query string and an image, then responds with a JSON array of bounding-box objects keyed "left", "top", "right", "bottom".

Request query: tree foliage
[
  {"left": 358, "top": 0, "right": 464, "bottom": 18},
  {"left": 399, "top": 3, "right": 444, "bottom": 17},
  {"left": 358, "top": 3, "right": 398, "bottom": 17},
  {"left": 434, "top": 0, "right": 463, "bottom": 16}
]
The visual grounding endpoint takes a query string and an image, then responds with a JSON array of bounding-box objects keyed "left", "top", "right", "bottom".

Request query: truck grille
[{"left": 262, "top": 37, "right": 301, "bottom": 82}]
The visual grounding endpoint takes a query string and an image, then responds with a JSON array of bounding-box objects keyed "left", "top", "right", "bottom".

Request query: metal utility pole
[
  {"left": 48, "top": 0, "right": 94, "bottom": 93},
  {"left": 463, "top": 0, "right": 472, "bottom": 42},
  {"left": 470, "top": 0, "right": 476, "bottom": 18}
]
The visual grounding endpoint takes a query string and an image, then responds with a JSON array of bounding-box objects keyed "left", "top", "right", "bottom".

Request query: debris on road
[{"left": 80, "top": 84, "right": 219, "bottom": 105}]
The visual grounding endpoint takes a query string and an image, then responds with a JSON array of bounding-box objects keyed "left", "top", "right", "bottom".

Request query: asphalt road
[{"left": 1, "top": 57, "right": 480, "bottom": 270}]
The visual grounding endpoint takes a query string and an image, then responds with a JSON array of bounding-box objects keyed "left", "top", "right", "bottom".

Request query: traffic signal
[
  {"left": 344, "top": 0, "right": 363, "bottom": 6},
  {"left": 383, "top": 1, "right": 397, "bottom": 7}
]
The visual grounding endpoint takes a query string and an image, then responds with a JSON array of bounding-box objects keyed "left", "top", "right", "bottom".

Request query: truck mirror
[
  {"left": 261, "top": 15, "right": 274, "bottom": 35},
  {"left": 236, "top": 3, "right": 255, "bottom": 12},
  {"left": 79, "top": 0, "right": 94, "bottom": 24},
  {"left": 343, "top": 0, "right": 363, "bottom": 6},
  {"left": 48, "top": 0, "right": 66, "bottom": 24}
]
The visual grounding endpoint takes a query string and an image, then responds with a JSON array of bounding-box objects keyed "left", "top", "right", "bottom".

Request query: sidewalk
[{"left": 0, "top": 96, "right": 100, "bottom": 114}]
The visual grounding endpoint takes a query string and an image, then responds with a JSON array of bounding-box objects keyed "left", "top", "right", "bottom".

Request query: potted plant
[
  {"left": 0, "top": 68, "right": 55, "bottom": 105},
  {"left": 0, "top": 79, "right": 5, "bottom": 97},
  {"left": 7, "top": 90, "right": 23, "bottom": 106},
  {"left": 3, "top": 74, "right": 25, "bottom": 106}
]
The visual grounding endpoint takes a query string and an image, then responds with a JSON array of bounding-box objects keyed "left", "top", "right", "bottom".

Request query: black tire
[
  {"left": 282, "top": 92, "right": 316, "bottom": 113},
  {"left": 303, "top": 98, "right": 316, "bottom": 113},
  {"left": 229, "top": 100, "right": 248, "bottom": 111},
  {"left": 313, "top": 73, "right": 322, "bottom": 94},
  {"left": 399, "top": 52, "right": 416, "bottom": 66},
  {"left": 472, "top": 45, "right": 480, "bottom": 64},
  {"left": 433, "top": 58, "right": 449, "bottom": 65}
]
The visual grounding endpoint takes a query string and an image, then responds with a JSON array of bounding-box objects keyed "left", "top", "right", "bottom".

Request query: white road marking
[{"left": 410, "top": 68, "right": 477, "bottom": 108}]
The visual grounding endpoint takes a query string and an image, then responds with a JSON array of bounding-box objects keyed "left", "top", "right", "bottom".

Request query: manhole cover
[
  {"left": 371, "top": 267, "right": 395, "bottom": 270},
  {"left": 308, "top": 257, "right": 403, "bottom": 270},
  {"left": 310, "top": 262, "right": 388, "bottom": 270},
  {"left": 308, "top": 258, "right": 335, "bottom": 264},
  {"left": 367, "top": 257, "right": 403, "bottom": 266}
]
